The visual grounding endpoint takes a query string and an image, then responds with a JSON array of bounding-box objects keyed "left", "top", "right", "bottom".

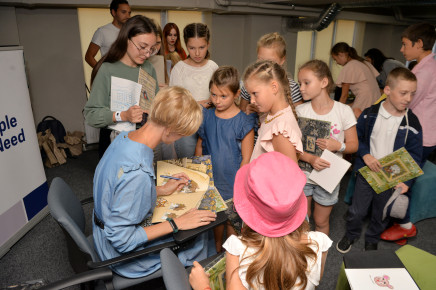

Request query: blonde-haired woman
[{"left": 92, "top": 86, "right": 217, "bottom": 278}]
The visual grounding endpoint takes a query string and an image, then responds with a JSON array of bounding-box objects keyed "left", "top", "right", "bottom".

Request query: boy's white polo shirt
[{"left": 370, "top": 101, "right": 404, "bottom": 159}]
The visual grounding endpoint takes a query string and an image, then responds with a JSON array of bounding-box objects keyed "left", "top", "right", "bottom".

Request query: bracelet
[
  {"left": 167, "top": 218, "right": 178, "bottom": 233},
  {"left": 338, "top": 142, "right": 346, "bottom": 152},
  {"left": 115, "top": 111, "right": 122, "bottom": 122}
]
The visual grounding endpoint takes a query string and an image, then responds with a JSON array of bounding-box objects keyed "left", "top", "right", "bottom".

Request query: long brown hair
[
  {"left": 331, "top": 42, "right": 365, "bottom": 62},
  {"left": 299, "top": 59, "right": 335, "bottom": 93},
  {"left": 243, "top": 60, "right": 298, "bottom": 120},
  {"left": 91, "top": 15, "right": 158, "bottom": 85},
  {"left": 236, "top": 221, "right": 318, "bottom": 289},
  {"left": 163, "top": 23, "right": 185, "bottom": 57}
]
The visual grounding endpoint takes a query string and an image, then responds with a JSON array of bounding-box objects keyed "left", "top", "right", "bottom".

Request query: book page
[
  {"left": 138, "top": 67, "right": 157, "bottom": 112},
  {"left": 308, "top": 149, "right": 351, "bottom": 193},
  {"left": 345, "top": 268, "right": 419, "bottom": 290},
  {"left": 108, "top": 76, "right": 141, "bottom": 132}
]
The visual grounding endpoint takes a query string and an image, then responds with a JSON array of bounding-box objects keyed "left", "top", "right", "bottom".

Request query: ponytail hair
[
  {"left": 91, "top": 15, "right": 158, "bottom": 85},
  {"left": 299, "top": 59, "right": 335, "bottom": 93},
  {"left": 243, "top": 60, "right": 297, "bottom": 120},
  {"left": 330, "top": 42, "right": 365, "bottom": 62},
  {"left": 183, "top": 23, "right": 211, "bottom": 59}
]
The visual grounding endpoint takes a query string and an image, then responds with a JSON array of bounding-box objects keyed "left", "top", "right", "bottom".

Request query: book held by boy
[{"left": 358, "top": 147, "right": 423, "bottom": 194}]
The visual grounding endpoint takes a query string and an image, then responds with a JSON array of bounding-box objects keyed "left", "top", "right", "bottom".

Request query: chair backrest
[
  {"left": 160, "top": 248, "right": 191, "bottom": 290},
  {"left": 48, "top": 177, "right": 99, "bottom": 262}
]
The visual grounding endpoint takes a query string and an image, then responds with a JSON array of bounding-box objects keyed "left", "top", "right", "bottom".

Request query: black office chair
[{"left": 48, "top": 177, "right": 227, "bottom": 289}]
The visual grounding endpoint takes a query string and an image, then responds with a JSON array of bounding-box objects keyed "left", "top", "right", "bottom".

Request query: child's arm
[
  {"left": 299, "top": 152, "right": 330, "bottom": 171},
  {"left": 320, "top": 251, "right": 328, "bottom": 280},
  {"left": 240, "top": 129, "right": 255, "bottom": 167},
  {"left": 226, "top": 252, "right": 247, "bottom": 290},
  {"left": 316, "top": 126, "right": 358, "bottom": 154},
  {"left": 362, "top": 154, "right": 382, "bottom": 172},
  {"left": 338, "top": 83, "right": 351, "bottom": 104},
  {"left": 272, "top": 134, "right": 298, "bottom": 163},
  {"left": 194, "top": 137, "right": 203, "bottom": 156}
]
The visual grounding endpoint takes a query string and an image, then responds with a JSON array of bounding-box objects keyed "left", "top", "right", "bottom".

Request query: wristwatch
[
  {"left": 167, "top": 218, "right": 178, "bottom": 233},
  {"left": 115, "top": 111, "right": 122, "bottom": 122},
  {"left": 338, "top": 142, "right": 346, "bottom": 152}
]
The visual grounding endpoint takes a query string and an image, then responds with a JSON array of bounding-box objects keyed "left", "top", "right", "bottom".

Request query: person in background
[
  {"left": 195, "top": 66, "right": 255, "bottom": 252},
  {"left": 297, "top": 60, "right": 358, "bottom": 236},
  {"left": 337, "top": 68, "right": 422, "bottom": 253},
  {"left": 364, "top": 48, "right": 406, "bottom": 89},
  {"left": 85, "top": 0, "right": 131, "bottom": 68},
  {"left": 163, "top": 23, "right": 187, "bottom": 60},
  {"left": 189, "top": 152, "right": 332, "bottom": 290},
  {"left": 169, "top": 23, "right": 218, "bottom": 158},
  {"left": 381, "top": 22, "right": 436, "bottom": 244},
  {"left": 331, "top": 42, "right": 381, "bottom": 119},
  {"left": 148, "top": 23, "right": 169, "bottom": 86},
  {"left": 84, "top": 15, "right": 159, "bottom": 158}
]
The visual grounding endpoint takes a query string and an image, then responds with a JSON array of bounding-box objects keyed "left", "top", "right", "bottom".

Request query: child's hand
[
  {"left": 363, "top": 154, "right": 381, "bottom": 172},
  {"left": 189, "top": 261, "right": 210, "bottom": 290},
  {"left": 311, "top": 156, "right": 330, "bottom": 171},
  {"left": 246, "top": 103, "right": 259, "bottom": 114},
  {"left": 395, "top": 183, "right": 409, "bottom": 194},
  {"left": 316, "top": 138, "right": 341, "bottom": 152}
]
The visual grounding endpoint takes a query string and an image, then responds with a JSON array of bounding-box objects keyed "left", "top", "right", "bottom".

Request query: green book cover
[
  {"left": 297, "top": 117, "right": 331, "bottom": 173},
  {"left": 358, "top": 147, "right": 423, "bottom": 194}
]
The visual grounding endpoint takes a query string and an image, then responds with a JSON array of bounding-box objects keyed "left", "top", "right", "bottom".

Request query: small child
[
  {"left": 243, "top": 60, "right": 303, "bottom": 163},
  {"left": 297, "top": 60, "right": 358, "bottom": 236},
  {"left": 195, "top": 66, "right": 256, "bottom": 252},
  {"left": 337, "top": 67, "right": 423, "bottom": 253},
  {"left": 382, "top": 22, "right": 436, "bottom": 243},
  {"left": 189, "top": 152, "right": 332, "bottom": 289}
]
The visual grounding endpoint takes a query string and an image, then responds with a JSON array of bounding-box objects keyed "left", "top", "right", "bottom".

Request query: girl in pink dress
[{"left": 243, "top": 60, "right": 303, "bottom": 163}]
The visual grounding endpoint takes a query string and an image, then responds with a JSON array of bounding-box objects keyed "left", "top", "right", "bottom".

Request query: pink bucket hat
[{"left": 234, "top": 152, "right": 307, "bottom": 238}]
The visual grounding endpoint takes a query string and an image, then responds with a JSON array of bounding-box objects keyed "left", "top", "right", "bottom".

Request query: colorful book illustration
[
  {"left": 152, "top": 155, "right": 227, "bottom": 223},
  {"left": 225, "top": 198, "right": 242, "bottom": 235},
  {"left": 345, "top": 268, "right": 419, "bottom": 290},
  {"left": 297, "top": 117, "right": 331, "bottom": 172},
  {"left": 358, "top": 147, "right": 423, "bottom": 194},
  {"left": 205, "top": 252, "right": 227, "bottom": 290},
  {"left": 138, "top": 67, "right": 157, "bottom": 112}
]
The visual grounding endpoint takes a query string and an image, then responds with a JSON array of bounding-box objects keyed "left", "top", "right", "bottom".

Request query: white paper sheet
[
  {"left": 108, "top": 76, "right": 141, "bottom": 132},
  {"left": 308, "top": 149, "right": 351, "bottom": 193},
  {"left": 345, "top": 268, "right": 419, "bottom": 290}
]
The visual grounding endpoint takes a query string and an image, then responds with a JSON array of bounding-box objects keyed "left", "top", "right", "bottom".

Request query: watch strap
[{"left": 167, "top": 218, "right": 178, "bottom": 233}]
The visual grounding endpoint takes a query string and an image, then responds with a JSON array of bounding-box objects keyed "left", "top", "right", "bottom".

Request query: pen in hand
[{"left": 160, "top": 175, "right": 191, "bottom": 183}]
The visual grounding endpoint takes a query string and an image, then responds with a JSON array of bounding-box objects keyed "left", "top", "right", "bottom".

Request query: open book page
[
  {"left": 345, "top": 268, "right": 419, "bottom": 290},
  {"left": 108, "top": 76, "right": 141, "bottom": 132},
  {"left": 138, "top": 67, "right": 157, "bottom": 112},
  {"left": 298, "top": 117, "right": 331, "bottom": 173},
  {"left": 309, "top": 149, "right": 351, "bottom": 193},
  {"left": 358, "top": 147, "right": 423, "bottom": 194}
]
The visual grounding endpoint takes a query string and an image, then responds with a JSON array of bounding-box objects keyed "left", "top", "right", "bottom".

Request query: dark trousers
[
  {"left": 98, "top": 128, "right": 112, "bottom": 159},
  {"left": 346, "top": 174, "right": 393, "bottom": 244}
]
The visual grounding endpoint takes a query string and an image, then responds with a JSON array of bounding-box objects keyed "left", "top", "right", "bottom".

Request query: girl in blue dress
[{"left": 195, "top": 66, "right": 256, "bottom": 252}]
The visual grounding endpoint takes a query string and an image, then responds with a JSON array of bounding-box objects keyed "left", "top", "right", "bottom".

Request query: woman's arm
[
  {"left": 226, "top": 252, "right": 247, "bottom": 290},
  {"left": 271, "top": 134, "right": 298, "bottom": 163},
  {"left": 195, "top": 137, "right": 203, "bottom": 156},
  {"left": 339, "top": 83, "right": 351, "bottom": 104},
  {"left": 240, "top": 129, "right": 255, "bottom": 167}
]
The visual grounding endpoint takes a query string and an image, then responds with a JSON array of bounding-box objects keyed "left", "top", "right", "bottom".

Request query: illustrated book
[{"left": 205, "top": 252, "right": 226, "bottom": 290}]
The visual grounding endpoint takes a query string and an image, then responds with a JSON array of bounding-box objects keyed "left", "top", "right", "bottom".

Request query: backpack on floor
[{"left": 37, "top": 116, "right": 66, "bottom": 144}]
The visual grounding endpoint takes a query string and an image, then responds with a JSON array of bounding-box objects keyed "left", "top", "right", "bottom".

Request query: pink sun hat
[{"left": 233, "top": 151, "right": 307, "bottom": 238}]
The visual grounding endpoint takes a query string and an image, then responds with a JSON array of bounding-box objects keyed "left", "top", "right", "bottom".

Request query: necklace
[{"left": 264, "top": 112, "right": 284, "bottom": 124}]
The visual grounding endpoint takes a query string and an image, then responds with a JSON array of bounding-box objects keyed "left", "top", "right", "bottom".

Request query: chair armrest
[
  {"left": 87, "top": 241, "right": 177, "bottom": 269},
  {"left": 173, "top": 211, "right": 227, "bottom": 244},
  {"left": 39, "top": 268, "right": 114, "bottom": 290},
  {"left": 80, "top": 196, "right": 94, "bottom": 205}
]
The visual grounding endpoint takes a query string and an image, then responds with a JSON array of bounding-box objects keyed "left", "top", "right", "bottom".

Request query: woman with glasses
[{"left": 84, "top": 15, "right": 160, "bottom": 157}]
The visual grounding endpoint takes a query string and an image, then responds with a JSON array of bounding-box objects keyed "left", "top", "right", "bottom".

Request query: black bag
[{"left": 37, "top": 116, "right": 66, "bottom": 144}]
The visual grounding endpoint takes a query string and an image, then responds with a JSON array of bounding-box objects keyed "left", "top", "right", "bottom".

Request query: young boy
[
  {"left": 381, "top": 23, "right": 436, "bottom": 243},
  {"left": 337, "top": 68, "right": 422, "bottom": 253}
]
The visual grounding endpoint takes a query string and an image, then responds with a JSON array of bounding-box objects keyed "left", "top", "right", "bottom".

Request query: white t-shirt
[
  {"left": 223, "top": 232, "right": 332, "bottom": 290},
  {"left": 169, "top": 60, "right": 218, "bottom": 101},
  {"left": 91, "top": 23, "right": 120, "bottom": 56},
  {"left": 370, "top": 101, "right": 404, "bottom": 159}
]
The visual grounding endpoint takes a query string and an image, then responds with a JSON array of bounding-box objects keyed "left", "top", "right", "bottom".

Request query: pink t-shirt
[
  {"left": 336, "top": 60, "right": 381, "bottom": 111},
  {"left": 409, "top": 53, "right": 436, "bottom": 147},
  {"left": 250, "top": 106, "right": 303, "bottom": 162}
]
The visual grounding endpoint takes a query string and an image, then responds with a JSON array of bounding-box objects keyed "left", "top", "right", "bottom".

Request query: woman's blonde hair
[
  {"left": 243, "top": 60, "right": 297, "bottom": 119},
  {"left": 299, "top": 59, "right": 335, "bottom": 93},
  {"left": 257, "top": 32, "right": 286, "bottom": 60},
  {"left": 236, "top": 221, "right": 318, "bottom": 289},
  {"left": 149, "top": 86, "right": 202, "bottom": 136}
]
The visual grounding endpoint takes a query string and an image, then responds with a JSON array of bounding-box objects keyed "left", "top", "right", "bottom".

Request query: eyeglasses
[{"left": 129, "top": 39, "right": 157, "bottom": 56}]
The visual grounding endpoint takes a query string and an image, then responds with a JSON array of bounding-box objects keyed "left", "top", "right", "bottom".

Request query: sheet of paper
[
  {"left": 308, "top": 149, "right": 351, "bottom": 193},
  {"left": 345, "top": 268, "right": 419, "bottom": 290},
  {"left": 152, "top": 161, "right": 210, "bottom": 223},
  {"left": 108, "top": 76, "right": 141, "bottom": 132}
]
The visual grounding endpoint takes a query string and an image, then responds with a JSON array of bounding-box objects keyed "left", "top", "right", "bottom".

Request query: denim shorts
[{"left": 303, "top": 183, "right": 339, "bottom": 206}]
